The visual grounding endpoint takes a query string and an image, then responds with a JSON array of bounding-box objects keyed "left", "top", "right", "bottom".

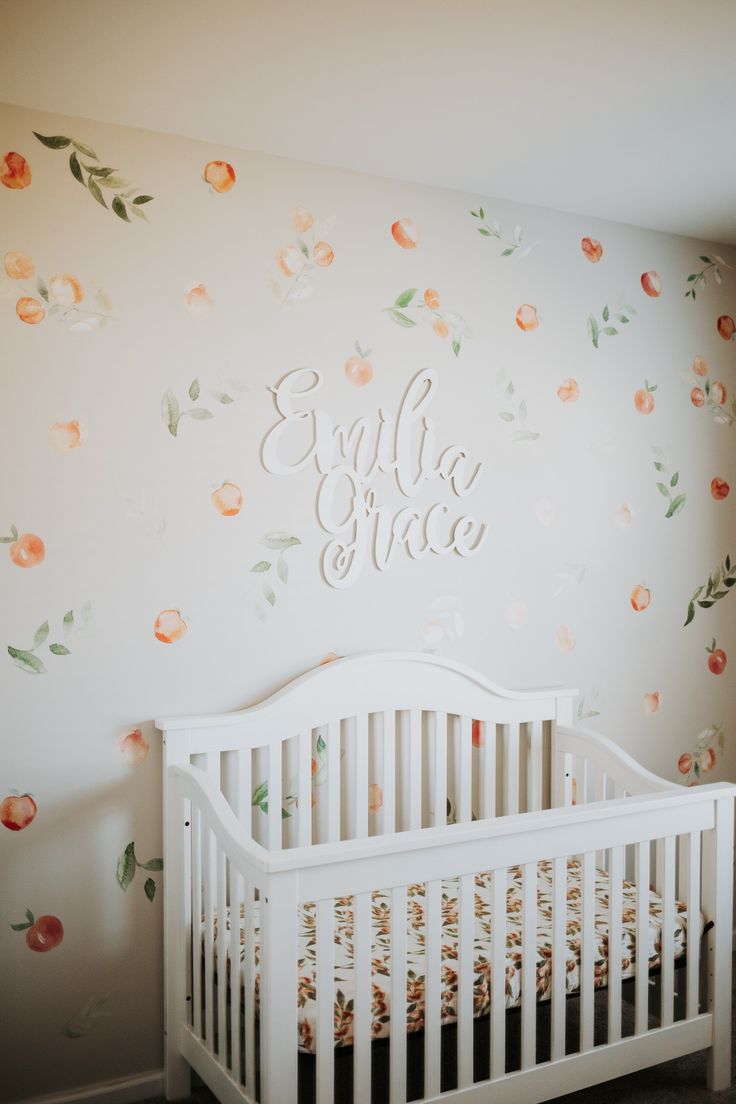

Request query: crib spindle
[
  {"left": 527, "top": 721, "right": 542, "bottom": 813},
  {"left": 229, "top": 868, "right": 242, "bottom": 1085},
  {"left": 661, "top": 835, "right": 676, "bottom": 1026},
  {"left": 326, "top": 721, "right": 341, "bottom": 843},
  {"left": 478, "top": 721, "right": 495, "bottom": 819},
  {"left": 686, "top": 831, "right": 701, "bottom": 1020},
  {"left": 458, "top": 872, "right": 474, "bottom": 1086},
  {"left": 431, "top": 712, "right": 447, "bottom": 828},
  {"left": 408, "top": 709, "right": 422, "bottom": 830},
  {"left": 267, "top": 741, "right": 282, "bottom": 851},
  {"left": 424, "top": 878, "right": 442, "bottom": 1097},
  {"left": 390, "top": 885, "right": 408, "bottom": 1104},
  {"left": 355, "top": 714, "right": 369, "bottom": 839},
  {"left": 503, "top": 725, "right": 519, "bottom": 816},
  {"left": 354, "top": 890, "right": 372, "bottom": 1103},
  {"left": 203, "top": 826, "right": 215, "bottom": 1050},
  {"left": 521, "top": 861, "right": 536, "bottom": 1070},
  {"left": 243, "top": 881, "right": 256, "bottom": 1095},
  {"left": 580, "top": 852, "right": 595, "bottom": 1052},
  {"left": 237, "top": 749, "right": 251, "bottom": 836},
  {"left": 550, "top": 856, "right": 566, "bottom": 1061},
  {"left": 382, "top": 712, "right": 396, "bottom": 835},
  {"left": 607, "top": 845, "right": 624, "bottom": 1043},
  {"left": 216, "top": 848, "right": 227, "bottom": 1061},
  {"left": 457, "top": 716, "right": 472, "bottom": 824},
  {"left": 191, "top": 808, "right": 203, "bottom": 1041},
  {"left": 297, "top": 730, "right": 312, "bottom": 847},
  {"left": 316, "top": 898, "right": 335, "bottom": 1104},
  {"left": 490, "top": 867, "right": 506, "bottom": 1079},
  {"left": 635, "top": 839, "right": 650, "bottom": 1035}
]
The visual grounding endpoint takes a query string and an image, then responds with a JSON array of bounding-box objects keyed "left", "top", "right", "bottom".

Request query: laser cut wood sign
[{"left": 262, "top": 368, "right": 487, "bottom": 588}]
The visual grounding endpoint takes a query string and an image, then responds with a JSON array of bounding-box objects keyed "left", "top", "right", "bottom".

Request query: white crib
[{"left": 158, "top": 651, "right": 734, "bottom": 1104}]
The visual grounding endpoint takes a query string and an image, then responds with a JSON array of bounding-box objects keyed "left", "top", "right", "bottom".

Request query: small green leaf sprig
[
  {"left": 469, "top": 207, "right": 537, "bottom": 258},
  {"left": 162, "top": 378, "right": 244, "bottom": 437},
  {"left": 684, "top": 554, "right": 735, "bottom": 625},
  {"left": 587, "top": 298, "right": 637, "bottom": 348},
  {"left": 116, "top": 841, "right": 163, "bottom": 901},
  {"left": 63, "top": 994, "right": 113, "bottom": 1039},
  {"left": 383, "top": 288, "right": 471, "bottom": 357},
  {"left": 33, "top": 133, "right": 154, "bottom": 222},
  {"left": 677, "top": 724, "right": 725, "bottom": 784},
  {"left": 685, "top": 254, "right": 731, "bottom": 300},
  {"left": 251, "top": 532, "right": 301, "bottom": 619},
  {"left": 498, "top": 379, "right": 540, "bottom": 441},
  {"left": 651, "top": 446, "right": 686, "bottom": 518},
  {"left": 7, "top": 271, "right": 114, "bottom": 332},
  {"left": 577, "top": 691, "right": 601, "bottom": 721},
  {"left": 7, "top": 603, "right": 91, "bottom": 675}
]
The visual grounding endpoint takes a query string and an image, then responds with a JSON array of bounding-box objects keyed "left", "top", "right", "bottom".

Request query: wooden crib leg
[
  {"left": 165, "top": 1049, "right": 192, "bottom": 1101},
  {"left": 164, "top": 762, "right": 192, "bottom": 1101},
  {"left": 702, "top": 796, "right": 734, "bottom": 1092}
]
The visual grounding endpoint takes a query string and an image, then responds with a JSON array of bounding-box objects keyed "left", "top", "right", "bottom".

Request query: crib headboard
[{"left": 157, "top": 651, "right": 577, "bottom": 851}]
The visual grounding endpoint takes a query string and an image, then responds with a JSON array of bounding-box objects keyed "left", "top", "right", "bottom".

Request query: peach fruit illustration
[
  {"left": 630, "top": 585, "right": 651, "bottom": 612},
  {"left": 614, "top": 503, "right": 633, "bottom": 528},
  {"left": 184, "top": 283, "right": 213, "bottom": 316},
  {"left": 642, "top": 691, "right": 661, "bottom": 715},
  {"left": 581, "top": 237, "right": 603, "bottom": 263},
  {"left": 391, "top": 218, "right": 418, "bottom": 249},
  {"left": 344, "top": 342, "right": 373, "bottom": 386},
  {"left": 432, "top": 318, "right": 449, "bottom": 338},
  {"left": 49, "top": 421, "right": 84, "bottom": 451},
  {"left": 706, "top": 640, "right": 727, "bottom": 675},
  {"left": 1, "top": 793, "right": 37, "bottom": 831},
  {"left": 118, "top": 728, "right": 149, "bottom": 765},
  {"left": 368, "top": 783, "right": 383, "bottom": 813},
  {"left": 203, "top": 160, "right": 235, "bottom": 193},
  {"left": 711, "top": 477, "right": 730, "bottom": 500},
  {"left": 634, "top": 382, "right": 656, "bottom": 414},
  {"left": 9, "top": 533, "right": 45, "bottom": 568},
  {"left": 640, "top": 271, "right": 661, "bottom": 297},
  {"left": 717, "top": 315, "right": 735, "bottom": 341},
  {"left": 690, "top": 387, "right": 705, "bottom": 407},
  {"left": 423, "top": 288, "right": 440, "bottom": 309},
  {"left": 12, "top": 911, "right": 64, "bottom": 952},
  {"left": 699, "top": 747, "right": 716, "bottom": 772},
  {"left": 291, "top": 206, "right": 313, "bottom": 232},
  {"left": 16, "top": 296, "right": 45, "bottom": 324},
  {"left": 277, "top": 245, "right": 305, "bottom": 277},
  {"left": 48, "top": 274, "right": 83, "bottom": 307},
  {"left": 3, "top": 251, "right": 35, "bottom": 280},
  {"left": 154, "top": 609, "right": 187, "bottom": 644},
  {"left": 692, "top": 355, "right": 708, "bottom": 377},
  {"left": 1, "top": 152, "right": 31, "bottom": 189},
  {"left": 211, "top": 481, "right": 243, "bottom": 516},
  {"left": 515, "top": 304, "right": 539, "bottom": 332},
  {"left": 710, "top": 381, "right": 727, "bottom": 405},
  {"left": 312, "top": 241, "right": 334, "bottom": 267},
  {"left": 471, "top": 720, "right": 484, "bottom": 749},
  {"left": 557, "top": 378, "right": 579, "bottom": 403},
  {"left": 677, "top": 753, "right": 692, "bottom": 775},
  {"left": 555, "top": 625, "right": 576, "bottom": 653}
]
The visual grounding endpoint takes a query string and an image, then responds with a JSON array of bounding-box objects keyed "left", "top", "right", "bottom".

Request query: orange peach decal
[
  {"left": 15, "top": 296, "right": 45, "bottom": 324},
  {"left": 367, "top": 783, "right": 383, "bottom": 813},
  {"left": 1, "top": 793, "right": 37, "bottom": 831},
  {"left": 2, "top": 528, "right": 45, "bottom": 568},
  {"left": 634, "top": 381, "right": 656, "bottom": 414},
  {"left": 11, "top": 910, "right": 63, "bottom": 952},
  {"left": 423, "top": 288, "right": 440, "bottom": 309},
  {"left": 515, "top": 304, "right": 539, "bottom": 332},
  {"left": 3, "top": 251, "right": 35, "bottom": 280},
  {"left": 312, "top": 241, "right": 334, "bottom": 267},
  {"left": 557, "top": 378, "right": 579, "bottom": 403},
  {"left": 630, "top": 585, "right": 651, "bottom": 612},
  {"left": 711, "top": 477, "right": 730, "bottom": 500},
  {"left": 292, "top": 206, "right": 314, "bottom": 232},
  {"left": 212, "top": 481, "right": 243, "bottom": 516},
  {"left": 49, "top": 421, "right": 85, "bottom": 451},
  {"left": 48, "top": 274, "right": 83, "bottom": 307},
  {"left": 676, "top": 725, "right": 724, "bottom": 784},
  {"left": 203, "top": 160, "right": 236, "bottom": 193},
  {"left": 153, "top": 609, "right": 187, "bottom": 644},
  {"left": 642, "top": 691, "right": 661, "bottom": 715},
  {"left": 717, "top": 315, "right": 735, "bottom": 341},
  {"left": 706, "top": 639, "right": 727, "bottom": 675},
  {"left": 391, "top": 218, "right": 418, "bottom": 249},
  {"left": 184, "top": 283, "right": 213, "bottom": 316},
  {"left": 1, "top": 151, "right": 31, "bottom": 189},
  {"left": 471, "top": 720, "right": 484, "bottom": 748},
  {"left": 555, "top": 625, "right": 576, "bottom": 652},
  {"left": 432, "top": 318, "right": 449, "bottom": 338},
  {"left": 692, "top": 355, "right": 708, "bottom": 377},
  {"left": 581, "top": 237, "right": 603, "bottom": 263},
  {"left": 384, "top": 287, "right": 471, "bottom": 357},
  {"left": 344, "top": 342, "right": 373, "bottom": 386},
  {"left": 640, "top": 271, "right": 662, "bottom": 297},
  {"left": 118, "top": 728, "right": 150, "bottom": 765}
]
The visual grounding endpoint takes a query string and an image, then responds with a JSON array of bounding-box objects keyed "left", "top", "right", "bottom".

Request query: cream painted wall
[{"left": 1, "top": 100, "right": 734, "bottom": 1101}]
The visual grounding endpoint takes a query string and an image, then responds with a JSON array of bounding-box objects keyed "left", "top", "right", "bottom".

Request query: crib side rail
[{"left": 554, "top": 723, "right": 677, "bottom": 805}]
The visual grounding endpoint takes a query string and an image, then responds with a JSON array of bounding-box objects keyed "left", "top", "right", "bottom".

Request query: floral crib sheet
[{"left": 210, "top": 859, "right": 699, "bottom": 1054}]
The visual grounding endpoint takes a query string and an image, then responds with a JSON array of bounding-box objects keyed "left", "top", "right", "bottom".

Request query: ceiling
[{"left": 2, "top": 0, "right": 735, "bottom": 244}]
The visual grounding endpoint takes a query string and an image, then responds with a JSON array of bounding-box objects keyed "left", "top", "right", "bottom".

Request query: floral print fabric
[{"left": 212, "top": 859, "right": 696, "bottom": 1054}]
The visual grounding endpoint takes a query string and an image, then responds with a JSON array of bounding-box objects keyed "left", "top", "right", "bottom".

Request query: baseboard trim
[{"left": 12, "top": 1069, "right": 164, "bottom": 1104}]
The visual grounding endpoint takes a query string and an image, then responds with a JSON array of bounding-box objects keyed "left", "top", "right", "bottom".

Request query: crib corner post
[
  {"left": 703, "top": 793, "right": 734, "bottom": 1092},
  {"left": 261, "top": 868, "right": 299, "bottom": 1104},
  {"left": 163, "top": 735, "right": 192, "bottom": 1101}
]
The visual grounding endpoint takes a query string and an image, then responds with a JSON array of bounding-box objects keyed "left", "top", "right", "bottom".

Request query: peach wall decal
[
  {"left": 118, "top": 728, "right": 149, "bottom": 765},
  {"left": 383, "top": 287, "right": 471, "bottom": 357},
  {"left": 184, "top": 283, "right": 213, "bottom": 316},
  {"left": 706, "top": 639, "right": 727, "bottom": 675},
  {"left": 684, "top": 554, "right": 735, "bottom": 625},
  {"left": 33, "top": 132, "right": 154, "bottom": 221},
  {"left": 711, "top": 477, "right": 730, "bottom": 500},
  {"left": 4, "top": 251, "right": 35, "bottom": 279},
  {"left": 292, "top": 206, "right": 313, "bottom": 232},
  {"left": 684, "top": 254, "right": 730, "bottom": 300},
  {"left": 630, "top": 585, "right": 651, "bottom": 612},
  {"left": 203, "top": 160, "right": 235, "bottom": 193},
  {"left": 515, "top": 304, "right": 539, "bottom": 332},
  {"left": 470, "top": 208, "right": 536, "bottom": 258},
  {"left": 1, "top": 151, "right": 32, "bottom": 189},
  {"left": 11, "top": 910, "right": 63, "bottom": 951},
  {"left": 676, "top": 724, "right": 724, "bottom": 784},
  {"left": 588, "top": 298, "right": 637, "bottom": 347},
  {"left": 555, "top": 624, "right": 576, "bottom": 652},
  {"left": 1, "top": 792, "right": 37, "bottom": 831},
  {"left": 344, "top": 342, "right": 373, "bottom": 386},
  {"left": 641, "top": 271, "right": 662, "bottom": 297},
  {"left": 717, "top": 315, "right": 735, "bottom": 341},
  {"left": 581, "top": 237, "right": 603, "bottom": 263},
  {"left": 49, "top": 421, "right": 85, "bottom": 451},
  {"left": 634, "top": 380, "right": 657, "bottom": 414},
  {"left": 686, "top": 356, "right": 734, "bottom": 424},
  {"left": 557, "top": 378, "right": 579, "bottom": 402},
  {"left": 651, "top": 446, "right": 686, "bottom": 518},
  {"left": 5, "top": 257, "right": 114, "bottom": 331},
  {"left": 212, "top": 481, "right": 243, "bottom": 516},
  {"left": 153, "top": 609, "right": 187, "bottom": 643},
  {"left": 390, "top": 217, "right": 418, "bottom": 249},
  {"left": 274, "top": 210, "right": 335, "bottom": 303},
  {"left": 2, "top": 527, "right": 45, "bottom": 568},
  {"left": 116, "top": 842, "right": 163, "bottom": 901},
  {"left": 643, "top": 691, "right": 662, "bottom": 715}
]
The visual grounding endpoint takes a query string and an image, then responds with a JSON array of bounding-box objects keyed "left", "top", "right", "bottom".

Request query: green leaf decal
[
  {"left": 132, "top": 195, "right": 154, "bottom": 205},
  {"left": 144, "top": 878, "right": 156, "bottom": 902},
  {"left": 452, "top": 340, "right": 461, "bottom": 357},
  {"left": 72, "top": 139, "right": 98, "bottom": 158},
  {"left": 656, "top": 482, "right": 670, "bottom": 497},
  {"left": 34, "top": 132, "right": 71, "bottom": 149},
  {"left": 82, "top": 165, "right": 115, "bottom": 177},
  {"left": 188, "top": 378, "right": 200, "bottom": 402},
  {"left": 394, "top": 288, "right": 417, "bottom": 308},
  {"left": 87, "top": 177, "right": 107, "bottom": 208},
  {"left": 49, "top": 644, "right": 71, "bottom": 656},
  {"left": 34, "top": 621, "right": 49, "bottom": 647},
  {"left": 162, "top": 390, "right": 180, "bottom": 436},
  {"left": 251, "top": 780, "right": 269, "bottom": 808},
  {"left": 587, "top": 314, "right": 599, "bottom": 348},
  {"left": 277, "top": 557, "right": 288, "bottom": 584},
  {"left": 387, "top": 308, "right": 416, "bottom": 328},
  {"left": 316, "top": 734, "right": 326, "bottom": 754},
  {"left": 263, "top": 584, "right": 276, "bottom": 607},
  {"left": 261, "top": 533, "right": 301, "bottom": 550},
  {"left": 141, "top": 858, "right": 163, "bottom": 871},
  {"left": 602, "top": 305, "right": 610, "bottom": 322},
  {"left": 210, "top": 391, "right": 234, "bottom": 404},
  {"left": 112, "top": 196, "right": 130, "bottom": 222},
  {"left": 63, "top": 610, "right": 74, "bottom": 634},
  {"left": 69, "top": 151, "right": 84, "bottom": 184},
  {"left": 185, "top": 408, "right": 214, "bottom": 421},
  {"left": 8, "top": 647, "right": 47, "bottom": 675},
  {"left": 116, "top": 842, "right": 136, "bottom": 891},
  {"left": 251, "top": 560, "right": 271, "bottom": 573},
  {"left": 670, "top": 472, "right": 679, "bottom": 488}
]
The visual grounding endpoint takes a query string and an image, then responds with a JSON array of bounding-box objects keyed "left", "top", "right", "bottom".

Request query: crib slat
[
  {"left": 521, "top": 861, "right": 536, "bottom": 1070},
  {"left": 390, "top": 885, "right": 407, "bottom": 1104},
  {"left": 354, "top": 890, "right": 371, "bottom": 1103},
  {"left": 551, "top": 856, "right": 566, "bottom": 1061},
  {"left": 661, "top": 835, "right": 676, "bottom": 1026},
  {"left": 580, "top": 852, "right": 595, "bottom": 1052},
  {"left": 635, "top": 839, "right": 650, "bottom": 1035},
  {"left": 238, "top": 749, "right": 251, "bottom": 836},
  {"left": 268, "top": 741, "right": 282, "bottom": 851},
  {"left": 191, "top": 808, "right": 203, "bottom": 1040},
  {"left": 216, "top": 848, "right": 227, "bottom": 1062},
  {"left": 327, "top": 721, "right": 341, "bottom": 843},
  {"left": 408, "top": 709, "right": 422, "bottom": 830},
  {"left": 527, "top": 721, "right": 542, "bottom": 813},
  {"left": 316, "top": 898, "right": 335, "bottom": 1104},
  {"left": 457, "top": 716, "right": 472, "bottom": 824},
  {"left": 229, "top": 868, "right": 242, "bottom": 1085},
  {"left": 355, "top": 715, "right": 369, "bottom": 839},
  {"left": 244, "top": 881, "right": 256, "bottom": 1093},
  {"left": 203, "top": 826, "right": 215, "bottom": 1051},
  {"left": 458, "top": 872, "right": 474, "bottom": 1086},
  {"left": 424, "top": 879, "right": 442, "bottom": 1097},
  {"left": 297, "top": 730, "right": 312, "bottom": 847},
  {"left": 490, "top": 867, "right": 506, "bottom": 1079},
  {"left": 478, "top": 721, "right": 495, "bottom": 819},
  {"left": 503, "top": 725, "right": 519, "bottom": 815},
  {"left": 432, "top": 712, "right": 447, "bottom": 827},
  {"left": 686, "top": 831, "right": 701, "bottom": 1021},
  {"left": 608, "top": 845, "right": 624, "bottom": 1043},
  {"left": 382, "top": 712, "right": 396, "bottom": 835}
]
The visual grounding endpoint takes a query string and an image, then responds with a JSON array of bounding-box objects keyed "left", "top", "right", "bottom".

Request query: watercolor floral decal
[
  {"left": 643, "top": 691, "right": 661, "bottom": 715},
  {"left": 677, "top": 724, "right": 724, "bottom": 784},
  {"left": 118, "top": 728, "right": 149, "bottom": 765},
  {"left": 203, "top": 160, "right": 235, "bottom": 193},
  {"left": 687, "top": 356, "right": 734, "bottom": 425},
  {"left": 684, "top": 554, "right": 735, "bottom": 625},
  {"left": 421, "top": 595, "right": 464, "bottom": 651},
  {"left": 116, "top": 842, "right": 163, "bottom": 902},
  {"left": 391, "top": 218, "right": 418, "bottom": 249},
  {"left": 557, "top": 378, "right": 579, "bottom": 402},
  {"left": 383, "top": 288, "right": 471, "bottom": 357},
  {"left": 345, "top": 342, "right": 373, "bottom": 386},
  {"left": 630, "top": 585, "right": 651, "bottom": 612},
  {"left": 711, "top": 477, "right": 730, "bottom": 500},
  {"left": 577, "top": 692, "right": 600, "bottom": 721},
  {"left": 581, "top": 237, "right": 603, "bottom": 263},
  {"left": 11, "top": 910, "right": 64, "bottom": 951},
  {"left": 587, "top": 298, "right": 637, "bottom": 348},
  {"left": 1, "top": 792, "right": 37, "bottom": 830},
  {"left": 212, "top": 482, "right": 243, "bottom": 516},
  {"left": 273, "top": 209, "right": 335, "bottom": 304},
  {"left": 4, "top": 254, "right": 114, "bottom": 331},
  {"left": 634, "top": 380, "right": 657, "bottom": 414},
  {"left": 33, "top": 132, "right": 153, "bottom": 222},
  {"left": 1, "top": 526, "right": 45, "bottom": 568},
  {"left": 641, "top": 271, "right": 662, "bottom": 298},
  {"left": 63, "top": 995, "right": 112, "bottom": 1039},
  {"left": 498, "top": 379, "right": 540, "bottom": 441},
  {"left": 1, "top": 151, "right": 31, "bottom": 189},
  {"left": 684, "top": 254, "right": 731, "bottom": 300},
  {"left": 469, "top": 208, "right": 537, "bottom": 258},
  {"left": 252, "top": 532, "right": 301, "bottom": 620},
  {"left": 706, "top": 639, "right": 727, "bottom": 675},
  {"left": 717, "top": 315, "right": 735, "bottom": 341},
  {"left": 651, "top": 446, "right": 686, "bottom": 518},
  {"left": 8, "top": 603, "right": 91, "bottom": 674},
  {"left": 162, "top": 377, "right": 245, "bottom": 436},
  {"left": 153, "top": 610, "right": 187, "bottom": 644}
]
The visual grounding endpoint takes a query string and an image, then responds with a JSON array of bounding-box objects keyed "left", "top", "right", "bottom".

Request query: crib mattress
[{"left": 211, "top": 859, "right": 696, "bottom": 1054}]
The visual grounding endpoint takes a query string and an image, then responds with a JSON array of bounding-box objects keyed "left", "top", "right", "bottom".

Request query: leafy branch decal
[
  {"left": 577, "top": 691, "right": 601, "bottom": 721},
  {"left": 162, "top": 377, "right": 243, "bottom": 436},
  {"left": 7, "top": 603, "right": 91, "bottom": 674},
  {"left": 651, "top": 446, "right": 686, "bottom": 518},
  {"left": 252, "top": 533, "right": 301, "bottom": 619},
  {"left": 116, "top": 842, "right": 163, "bottom": 901},
  {"left": 469, "top": 207, "right": 537, "bottom": 258},
  {"left": 587, "top": 299, "right": 637, "bottom": 348},
  {"left": 33, "top": 132, "right": 153, "bottom": 223},
  {"left": 684, "top": 253, "right": 731, "bottom": 300},
  {"left": 383, "top": 288, "right": 472, "bottom": 357},
  {"left": 498, "top": 379, "right": 540, "bottom": 441},
  {"left": 684, "top": 554, "right": 735, "bottom": 626}
]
